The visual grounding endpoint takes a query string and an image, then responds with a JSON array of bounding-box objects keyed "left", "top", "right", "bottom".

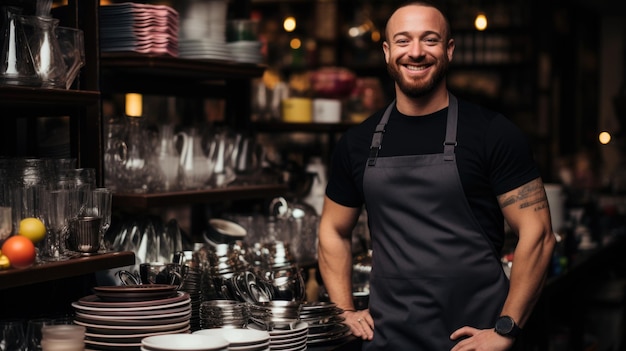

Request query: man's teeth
[{"left": 405, "top": 65, "right": 427, "bottom": 71}]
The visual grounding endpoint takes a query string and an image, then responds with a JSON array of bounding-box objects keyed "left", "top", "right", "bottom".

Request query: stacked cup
[{"left": 40, "top": 325, "right": 85, "bottom": 351}]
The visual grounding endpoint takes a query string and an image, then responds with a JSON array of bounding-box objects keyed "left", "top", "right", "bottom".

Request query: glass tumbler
[
  {"left": 0, "top": 319, "right": 26, "bottom": 351},
  {"left": 55, "top": 26, "right": 84, "bottom": 89}
]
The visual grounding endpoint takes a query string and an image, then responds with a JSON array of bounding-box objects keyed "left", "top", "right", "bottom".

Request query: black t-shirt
[{"left": 326, "top": 97, "right": 540, "bottom": 252}]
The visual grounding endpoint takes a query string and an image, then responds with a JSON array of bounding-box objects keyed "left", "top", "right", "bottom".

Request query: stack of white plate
[
  {"left": 178, "top": 39, "right": 231, "bottom": 61},
  {"left": 176, "top": 0, "right": 230, "bottom": 61},
  {"left": 100, "top": 3, "right": 179, "bottom": 56},
  {"left": 248, "top": 322, "right": 309, "bottom": 351},
  {"left": 226, "top": 41, "right": 263, "bottom": 64},
  {"left": 193, "top": 328, "right": 271, "bottom": 351},
  {"left": 141, "top": 334, "right": 229, "bottom": 351},
  {"left": 72, "top": 285, "right": 191, "bottom": 351}
]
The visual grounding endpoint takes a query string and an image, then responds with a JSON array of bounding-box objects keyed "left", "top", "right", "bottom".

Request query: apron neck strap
[{"left": 367, "top": 93, "right": 459, "bottom": 166}]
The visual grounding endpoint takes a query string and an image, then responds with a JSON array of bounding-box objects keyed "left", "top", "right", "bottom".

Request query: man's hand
[
  {"left": 450, "top": 326, "right": 514, "bottom": 351},
  {"left": 343, "top": 309, "right": 374, "bottom": 340}
]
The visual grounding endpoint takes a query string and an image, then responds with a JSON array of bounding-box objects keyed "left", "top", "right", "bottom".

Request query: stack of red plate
[{"left": 72, "top": 285, "right": 191, "bottom": 351}]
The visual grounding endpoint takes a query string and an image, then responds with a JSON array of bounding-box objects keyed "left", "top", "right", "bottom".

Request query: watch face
[{"left": 496, "top": 316, "right": 514, "bottom": 334}]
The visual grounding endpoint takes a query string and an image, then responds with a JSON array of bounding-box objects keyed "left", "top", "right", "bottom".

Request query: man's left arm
[
  {"left": 450, "top": 177, "right": 555, "bottom": 350},
  {"left": 496, "top": 177, "right": 555, "bottom": 329}
]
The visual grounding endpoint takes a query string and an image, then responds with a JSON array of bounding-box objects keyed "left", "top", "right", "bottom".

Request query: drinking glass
[
  {"left": 25, "top": 318, "right": 53, "bottom": 351},
  {"left": 0, "top": 170, "right": 12, "bottom": 246},
  {"left": 0, "top": 319, "right": 26, "bottom": 351},
  {"left": 65, "top": 168, "right": 95, "bottom": 216},
  {"left": 41, "top": 188, "right": 76, "bottom": 261},
  {"left": 84, "top": 188, "right": 112, "bottom": 253},
  {"left": 55, "top": 26, "right": 84, "bottom": 90}
]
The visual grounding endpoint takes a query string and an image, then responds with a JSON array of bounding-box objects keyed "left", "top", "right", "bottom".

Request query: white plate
[
  {"left": 247, "top": 322, "right": 308, "bottom": 340},
  {"left": 193, "top": 328, "right": 270, "bottom": 346},
  {"left": 229, "top": 341, "right": 270, "bottom": 351},
  {"left": 142, "top": 334, "right": 229, "bottom": 351},
  {"left": 270, "top": 333, "right": 308, "bottom": 346}
]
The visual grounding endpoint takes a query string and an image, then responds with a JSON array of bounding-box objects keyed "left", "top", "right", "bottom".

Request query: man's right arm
[{"left": 318, "top": 196, "right": 374, "bottom": 340}]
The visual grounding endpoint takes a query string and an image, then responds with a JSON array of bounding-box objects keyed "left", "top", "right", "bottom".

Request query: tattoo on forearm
[{"left": 498, "top": 180, "right": 548, "bottom": 211}]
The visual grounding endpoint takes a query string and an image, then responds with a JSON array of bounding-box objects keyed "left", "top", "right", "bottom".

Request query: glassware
[
  {"left": 177, "top": 127, "right": 210, "bottom": 190},
  {"left": 0, "top": 6, "right": 41, "bottom": 86},
  {"left": 157, "top": 124, "right": 179, "bottom": 191},
  {"left": 84, "top": 187, "right": 112, "bottom": 253},
  {"left": 25, "top": 318, "right": 53, "bottom": 351},
  {"left": 40, "top": 325, "right": 84, "bottom": 351},
  {"left": 41, "top": 188, "right": 77, "bottom": 261},
  {"left": 65, "top": 167, "right": 95, "bottom": 216},
  {"left": 206, "top": 129, "right": 236, "bottom": 188},
  {"left": 55, "top": 26, "right": 84, "bottom": 90},
  {"left": 103, "top": 115, "right": 128, "bottom": 191},
  {"left": 0, "top": 162, "right": 12, "bottom": 246},
  {"left": 120, "top": 115, "right": 149, "bottom": 192},
  {"left": 19, "top": 15, "right": 66, "bottom": 88},
  {"left": 0, "top": 319, "right": 26, "bottom": 351}
]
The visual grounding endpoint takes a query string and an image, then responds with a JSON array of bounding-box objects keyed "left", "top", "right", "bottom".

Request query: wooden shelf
[
  {"left": 252, "top": 121, "right": 357, "bottom": 133},
  {"left": 113, "top": 183, "right": 289, "bottom": 209},
  {"left": 100, "top": 53, "right": 267, "bottom": 95},
  {"left": 0, "top": 86, "right": 100, "bottom": 116},
  {"left": 0, "top": 251, "right": 135, "bottom": 289}
]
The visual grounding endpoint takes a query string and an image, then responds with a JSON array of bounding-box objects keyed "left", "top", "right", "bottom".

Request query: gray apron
[{"left": 362, "top": 95, "right": 509, "bottom": 350}]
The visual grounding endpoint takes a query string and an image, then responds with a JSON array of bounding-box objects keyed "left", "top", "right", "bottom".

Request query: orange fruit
[{"left": 1, "top": 235, "right": 36, "bottom": 268}]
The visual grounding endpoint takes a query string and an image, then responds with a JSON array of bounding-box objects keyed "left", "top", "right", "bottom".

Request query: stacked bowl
[
  {"left": 199, "top": 300, "right": 249, "bottom": 329},
  {"left": 141, "top": 334, "right": 228, "bottom": 351},
  {"left": 247, "top": 301, "right": 301, "bottom": 331},
  {"left": 248, "top": 322, "right": 309, "bottom": 351},
  {"left": 194, "top": 328, "right": 271, "bottom": 351}
]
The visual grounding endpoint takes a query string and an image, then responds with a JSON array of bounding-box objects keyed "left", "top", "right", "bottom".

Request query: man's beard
[{"left": 387, "top": 56, "right": 449, "bottom": 98}]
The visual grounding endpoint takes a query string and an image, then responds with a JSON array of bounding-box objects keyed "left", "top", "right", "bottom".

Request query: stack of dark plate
[
  {"left": 300, "top": 302, "right": 351, "bottom": 347},
  {"left": 99, "top": 2, "right": 179, "bottom": 56},
  {"left": 71, "top": 285, "right": 191, "bottom": 351},
  {"left": 179, "top": 265, "right": 202, "bottom": 331}
]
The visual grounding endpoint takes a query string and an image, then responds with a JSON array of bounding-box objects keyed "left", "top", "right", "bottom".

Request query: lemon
[
  {"left": 0, "top": 254, "right": 9, "bottom": 269},
  {"left": 19, "top": 217, "right": 47, "bottom": 243}
]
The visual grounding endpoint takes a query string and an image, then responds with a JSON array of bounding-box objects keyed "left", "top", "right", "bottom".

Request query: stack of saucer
[
  {"left": 248, "top": 322, "right": 309, "bottom": 351},
  {"left": 193, "top": 328, "right": 271, "bottom": 351},
  {"left": 226, "top": 41, "right": 263, "bottom": 64},
  {"left": 100, "top": 3, "right": 179, "bottom": 56},
  {"left": 71, "top": 286, "right": 191, "bottom": 350},
  {"left": 141, "top": 334, "right": 228, "bottom": 351},
  {"left": 176, "top": 0, "right": 230, "bottom": 61}
]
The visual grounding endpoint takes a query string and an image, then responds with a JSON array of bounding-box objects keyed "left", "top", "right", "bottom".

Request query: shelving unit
[
  {"left": 0, "top": 0, "right": 138, "bottom": 319},
  {"left": 0, "top": 251, "right": 135, "bottom": 290},
  {"left": 112, "top": 184, "right": 288, "bottom": 209}
]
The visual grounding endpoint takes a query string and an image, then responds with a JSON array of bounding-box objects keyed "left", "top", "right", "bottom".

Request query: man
[{"left": 317, "top": 1, "right": 555, "bottom": 350}]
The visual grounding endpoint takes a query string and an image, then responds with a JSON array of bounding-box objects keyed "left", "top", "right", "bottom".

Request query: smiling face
[{"left": 383, "top": 4, "right": 455, "bottom": 99}]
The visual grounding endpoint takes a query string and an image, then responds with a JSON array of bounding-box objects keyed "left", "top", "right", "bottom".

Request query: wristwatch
[{"left": 494, "top": 315, "right": 522, "bottom": 337}]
